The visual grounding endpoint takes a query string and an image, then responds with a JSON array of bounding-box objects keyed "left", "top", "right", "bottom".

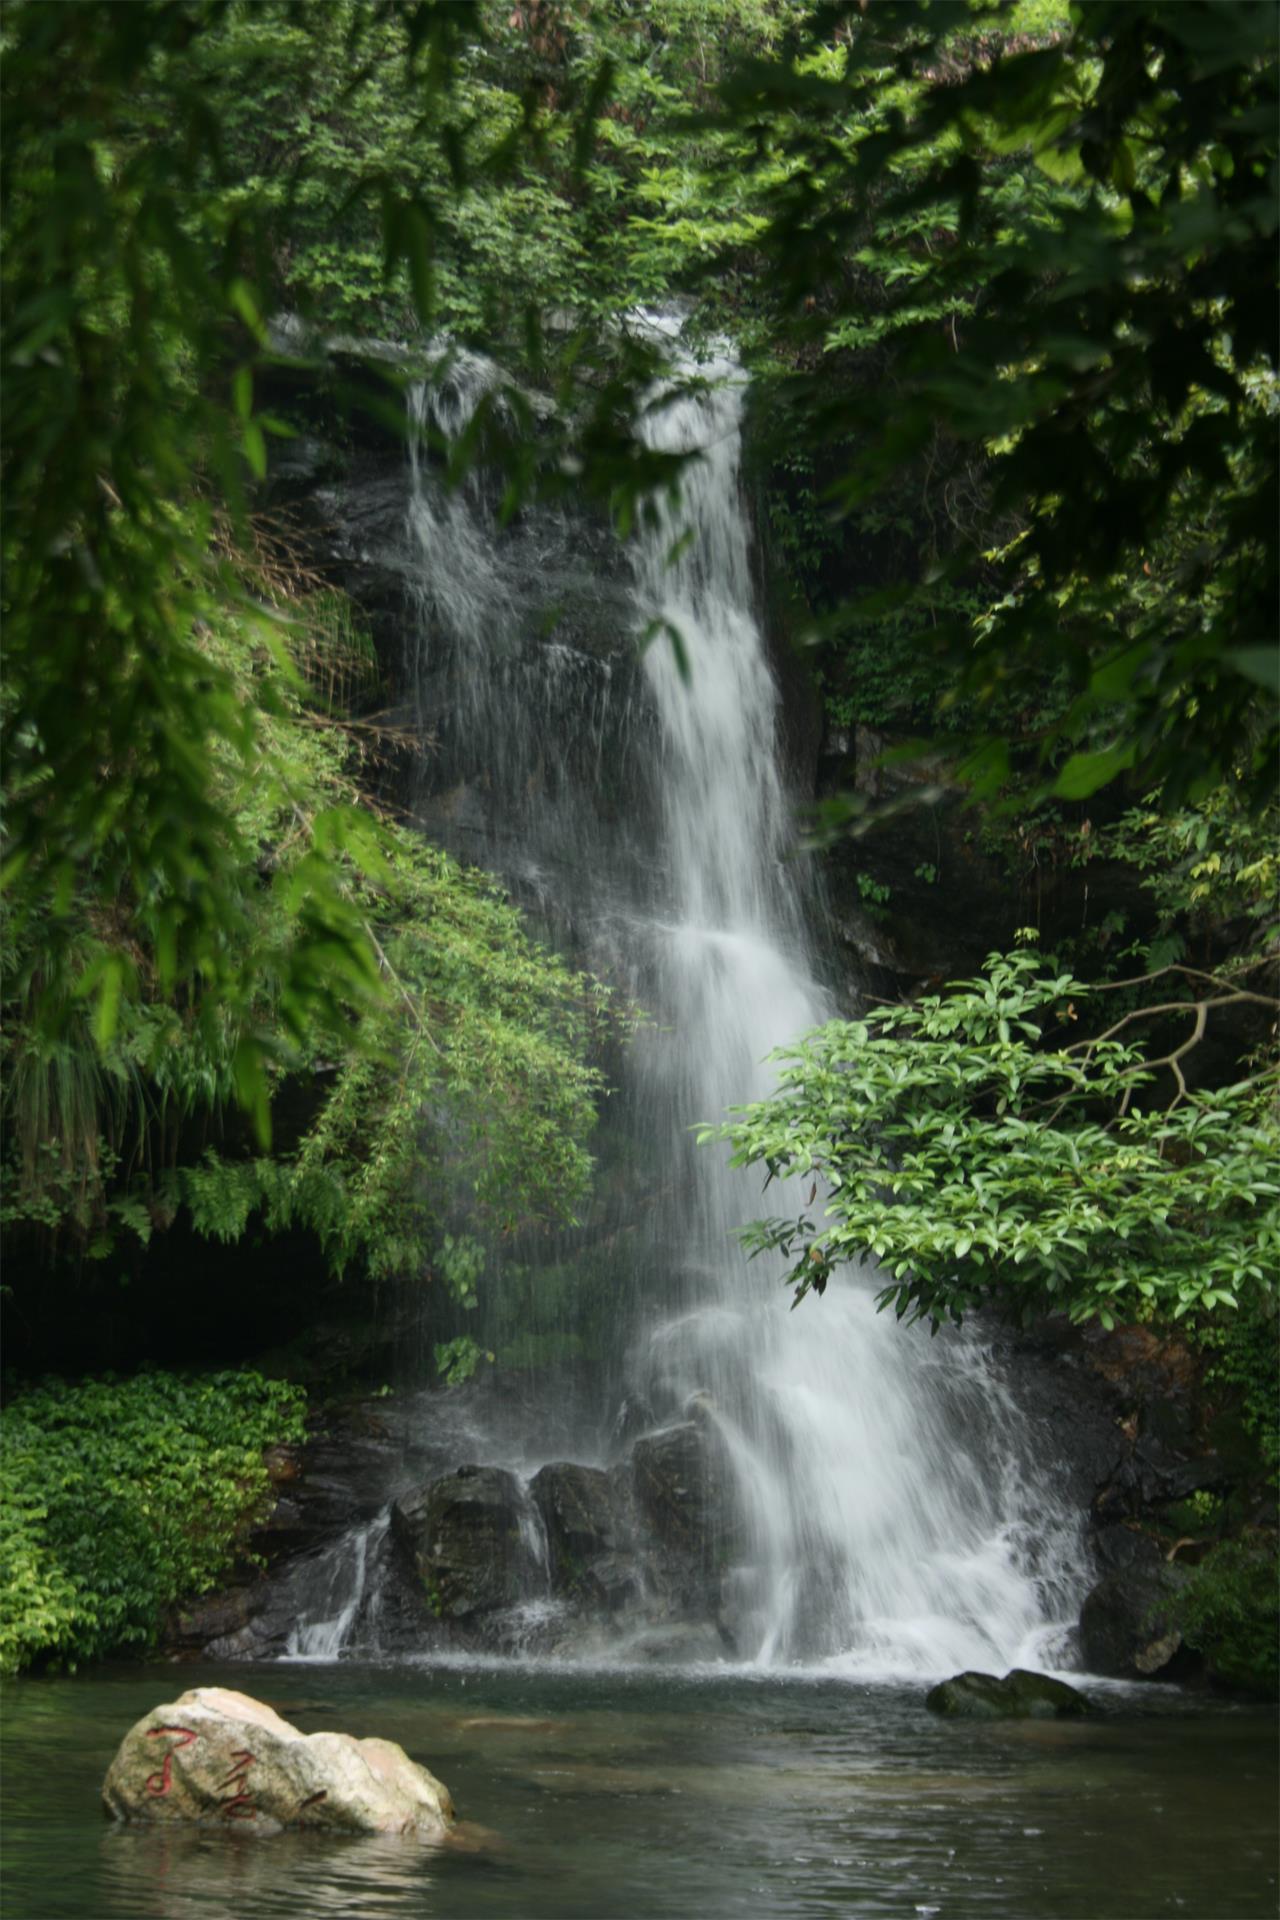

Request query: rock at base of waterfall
[
  {"left": 1079, "top": 1565, "right": 1190, "bottom": 1678},
  {"left": 529, "top": 1461, "right": 640, "bottom": 1610},
  {"left": 925, "top": 1669, "right": 1092, "bottom": 1718},
  {"left": 631, "top": 1421, "right": 733, "bottom": 1575},
  {"left": 391, "top": 1465, "right": 543, "bottom": 1619},
  {"left": 102, "top": 1687, "right": 454, "bottom": 1839}
]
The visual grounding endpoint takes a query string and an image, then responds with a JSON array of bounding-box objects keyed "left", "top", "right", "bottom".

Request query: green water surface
[{"left": 2, "top": 1661, "right": 1275, "bottom": 1919}]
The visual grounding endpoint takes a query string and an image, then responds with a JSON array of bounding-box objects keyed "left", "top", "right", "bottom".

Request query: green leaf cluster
[
  {"left": 1167, "top": 1536, "right": 1280, "bottom": 1697},
  {"left": 707, "top": 948, "right": 1279, "bottom": 1330},
  {"left": 0, "top": 2, "right": 394, "bottom": 1112},
  {"left": 1102, "top": 792, "right": 1280, "bottom": 957},
  {"left": 1192, "top": 1299, "right": 1280, "bottom": 1485},
  {"left": 0, "top": 1369, "right": 306, "bottom": 1675}
]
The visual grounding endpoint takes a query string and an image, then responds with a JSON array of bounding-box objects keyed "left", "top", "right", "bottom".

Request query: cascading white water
[
  {"left": 627, "top": 337, "right": 1086, "bottom": 1675},
  {"left": 283, "top": 1512, "right": 390, "bottom": 1661},
  {"left": 396, "top": 325, "right": 1088, "bottom": 1679}
]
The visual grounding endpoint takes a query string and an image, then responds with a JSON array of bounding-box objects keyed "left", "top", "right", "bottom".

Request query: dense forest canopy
[{"left": 1, "top": 0, "right": 1276, "bottom": 1680}]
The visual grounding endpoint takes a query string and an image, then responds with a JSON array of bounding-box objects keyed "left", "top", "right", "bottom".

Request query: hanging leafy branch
[
  {"left": 703, "top": 948, "right": 1280, "bottom": 1331},
  {"left": 1, "top": 562, "right": 612, "bottom": 1286}
]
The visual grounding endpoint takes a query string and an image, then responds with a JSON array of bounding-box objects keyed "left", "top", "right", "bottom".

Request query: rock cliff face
[
  {"left": 161, "top": 1312, "right": 1242, "bottom": 1684},
  {"left": 163, "top": 1305, "right": 1251, "bottom": 1681},
  {"left": 991, "top": 1318, "right": 1236, "bottom": 1680}
]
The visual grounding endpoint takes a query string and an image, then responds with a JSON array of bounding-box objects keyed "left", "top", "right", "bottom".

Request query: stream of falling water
[
  {"left": 387, "top": 326, "right": 1087, "bottom": 1678},
  {"left": 621, "top": 330, "right": 1085, "bottom": 1674}
]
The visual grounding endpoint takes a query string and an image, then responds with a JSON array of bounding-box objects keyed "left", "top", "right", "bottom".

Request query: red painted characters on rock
[
  {"left": 144, "top": 1726, "right": 199, "bottom": 1798},
  {"left": 219, "top": 1748, "right": 258, "bottom": 1821}
]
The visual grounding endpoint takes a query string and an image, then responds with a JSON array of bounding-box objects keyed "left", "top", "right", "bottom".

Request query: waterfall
[
  {"left": 283, "top": 1512, "right": 390, "bottom": 1661},
  {"left": 396, "top": 328, "right": 1088, "bottom": 1678}
]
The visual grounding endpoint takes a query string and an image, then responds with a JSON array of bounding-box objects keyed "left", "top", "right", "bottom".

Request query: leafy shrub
[
  {"left": 1170, "top": 1537, "right": 1280, "bottom": 1698},
  {"left": 0, "top": 1369, "right": 305, "bottom": 1676},
  {"left": 1193, "top": 1299, "right": 1280, "bottom": 1485},
  {"left": 708, "top": 949, "right": 1279, "bottom": 1330}
]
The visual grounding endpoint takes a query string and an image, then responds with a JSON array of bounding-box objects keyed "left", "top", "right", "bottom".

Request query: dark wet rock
[
  {"left": 263, "top": 433, "right": 346, "bottom": 500},
  {"left": 166, "top": 1588, "right": 266, "bottom": 1656},
  {"left": 247, "top": 1416, "right": 398, "bottom": 1565},
  {"left": 580, "top": 1550, "right": 644, "bottom": 1613},
  {"left": 629, "top": 1421, "right": 741, "bottom": 1621},
  {"left": 1096, "top": 1432, "right": 1235, "bottom": 1523},
  {"left": 990, "top": 1313, "right": 1251, "bottom": 1648},
  {"left": 1091, "top": 1524, "right": 1167, "bottom": 1578},
  {"left": 1079, "top": 1565, "right": 1191, "bottom": 1679},
  {"left": 162, "top": 1401, "right": 414, "bottom": 1661},
  {"left": 193, "top": 1513, "right": 431, "bottom": 1663},
  {"left": 1083, "top": 1323, "right": 1201, "bottom": 1406},
  {"left": 392, "top": 1466, "right": 545, "bottom": 1619},
  {"left": 529, "top": 1462, "right": 641, "bottom": 1612},
  {"left": 925, "top": 1668, "right": 1091, "bottom": 1719},
  {"left": 631, "top": 1423, "right": 729, "bottom": 1559},
  {"left": 987, "top": 1319, "right": 1128, "bottom": 1516}
]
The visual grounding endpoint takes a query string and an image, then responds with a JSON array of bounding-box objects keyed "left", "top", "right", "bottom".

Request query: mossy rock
[{"left": 925, "top": 1668, "right": 1092, "bottom": 1719}]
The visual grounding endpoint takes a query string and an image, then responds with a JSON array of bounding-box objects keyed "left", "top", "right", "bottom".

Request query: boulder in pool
[
  {"left": 925, "top": 1668, "right": 1091, "bottom": 1719},
  {"left": 102, "top": 1687, "right": 454, "bottom": 1839}
]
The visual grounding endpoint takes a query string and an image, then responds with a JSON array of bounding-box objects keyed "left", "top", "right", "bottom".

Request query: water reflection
[{"left": 99, "top": 1824, "right": 440, "bottom": 1920}]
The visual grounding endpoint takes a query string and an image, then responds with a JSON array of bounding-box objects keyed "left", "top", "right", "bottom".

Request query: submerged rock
[
  {"left": 392, "top": 1464, "right": 545, "bottom": 1619},
  {"left": 925, "top": 1669, "right": 1091, "bottom": 1719},
  {"left": 102, "top": 1687, "right": 453, "bottom": 1839},
  {"left": 1079, "top": 1565, "right": 1189, "bottom": 1678}
]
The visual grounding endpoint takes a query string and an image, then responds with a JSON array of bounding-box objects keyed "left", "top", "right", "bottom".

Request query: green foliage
[
  {"left": 1, "top": 2, "right": 395, "bottom": 1114},
  {"left": 1168, "top": 1536, "right": 1280, "bottom": 1696},
  {"left": 707, "top": 1, "right": 1278, "bottom": 816},
  {"left": 0, "top": 0, "right": 749, "bottom": 1178},
  {"left": 1, "top": 577, "right": 609, "bottom": 1291},
  {"left": 435, "top": 1234, "right": 486, "bottom": 1311},
  {"left": 705, "top": 949, "right": 1279, "bottom": 1329},
  {"left": 855, "top": 871, "right": 893, "bottom": 910},
  {"left": 433, "top": 1336, "right": 494, "bottom": 1387},
  {"left": 1192, "top": 1298, "right": 1280, "bottom": 1484},
  {"left": 179, "top": 0, "right": 791, "bottom": 346},
  {"left": 5, "top": 0, "right": 1275, "bottom": 1404},
  {"left": 0, "top": 1369, "right": 306, "bottom": 1675},
  {"left": 1101, "top": 792, "right": 1280, "bottom": 959},
  {"left": 5, "top": 2, "right": 1274, "bottom": 1088}
]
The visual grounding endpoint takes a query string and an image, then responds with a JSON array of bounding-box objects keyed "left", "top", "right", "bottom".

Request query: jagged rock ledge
[{"left": 163, "top": 1315, "right": 1250, "bottom": 1685}]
